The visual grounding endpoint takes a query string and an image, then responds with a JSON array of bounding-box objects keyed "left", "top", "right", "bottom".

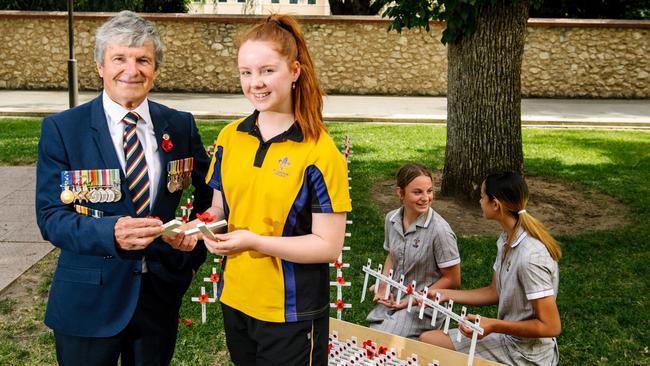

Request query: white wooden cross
[
  {"left": 203, "top": 267, "right": 219, "bottom": 299},
  {"left": 190, "top": 286, "right": 215, "bottom": 324}
]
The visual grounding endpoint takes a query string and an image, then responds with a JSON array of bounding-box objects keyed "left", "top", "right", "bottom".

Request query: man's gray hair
[{"left": 94, "top": 10, "right": 163, "bottom": 69}]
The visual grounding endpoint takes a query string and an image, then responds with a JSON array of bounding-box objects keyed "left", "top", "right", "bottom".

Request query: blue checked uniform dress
[{"left": 122, "top": 111, "right": 151, "bottom": 217}]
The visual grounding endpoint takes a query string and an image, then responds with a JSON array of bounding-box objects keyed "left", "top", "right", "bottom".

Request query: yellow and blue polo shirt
[{"left": 206, "top": 111, "right": 351, "bottom": 323}]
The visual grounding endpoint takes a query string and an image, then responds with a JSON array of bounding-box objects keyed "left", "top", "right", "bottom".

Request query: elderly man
[{"left": 35, "top": 11, "right": 212, "bottom": 365}]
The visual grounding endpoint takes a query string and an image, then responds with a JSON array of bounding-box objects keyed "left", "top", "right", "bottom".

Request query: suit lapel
[
  {"left": 149, "top": 100, "right": 171, "bottom": 213},
  {"left": 90, "top": 95, "right": 136, "bottom": 216}
]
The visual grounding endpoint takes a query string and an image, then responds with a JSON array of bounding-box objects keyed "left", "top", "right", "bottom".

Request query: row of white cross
[
  {"left": 360, "top": 259, "right": 483, "bottom": 366},
  {"left": 329, "top": 136, "right": 354, "bottom": 319},
  {"left": 329, "top": 331, "right": 440, "bottom": 366}
]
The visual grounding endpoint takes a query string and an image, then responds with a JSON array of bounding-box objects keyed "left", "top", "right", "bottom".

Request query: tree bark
[{"left": 441, "top": 0, "right": 528, "bottom": 201}]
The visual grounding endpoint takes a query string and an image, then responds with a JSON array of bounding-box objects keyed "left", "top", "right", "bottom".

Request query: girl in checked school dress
[
  {"left": 366, "top": 163, "right": 461, "bottom": 339},
  {"left": 420, "top": 171, "right": 561, "bottom": 365}
]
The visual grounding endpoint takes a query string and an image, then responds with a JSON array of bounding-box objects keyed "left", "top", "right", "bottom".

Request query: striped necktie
[{"left": 122, "top": 111, "right": 151, "bottom": 217}]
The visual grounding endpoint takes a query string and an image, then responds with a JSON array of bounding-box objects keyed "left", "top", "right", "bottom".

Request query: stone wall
[
  {"left": 523, "top": 19, "right": 649, "bottom": 97},
  {"left": 0, "top": 12, "right": 648, "bottom": 97}
]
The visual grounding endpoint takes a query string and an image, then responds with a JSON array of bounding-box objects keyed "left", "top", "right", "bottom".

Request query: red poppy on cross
[{"left": 196, "top": 211, "right": 215, "bottom": 223}]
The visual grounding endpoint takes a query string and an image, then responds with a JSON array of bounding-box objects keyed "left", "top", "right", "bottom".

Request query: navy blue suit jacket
[{"left": 35, "top": 95, "right": 213, "bottom": 337}]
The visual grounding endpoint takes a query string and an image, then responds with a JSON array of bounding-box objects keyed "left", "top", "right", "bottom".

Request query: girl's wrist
[{"left": 250, "top": 232, "right": 261, "bottom": 251}]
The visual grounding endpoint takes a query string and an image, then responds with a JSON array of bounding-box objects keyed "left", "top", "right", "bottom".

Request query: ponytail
[
  {"left": 237, "top": 14, "right": 325, "bottom": 141},
  {"left": 517, "top": 211, "right": 562, "bottom": 261},
  {"left": 485, "top": 171, "right": 561, "bottom": 262}
]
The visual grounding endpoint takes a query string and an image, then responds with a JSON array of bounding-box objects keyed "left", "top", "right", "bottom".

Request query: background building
[{"left": 188, "top": 0, "right": 331, "bottom": 15}]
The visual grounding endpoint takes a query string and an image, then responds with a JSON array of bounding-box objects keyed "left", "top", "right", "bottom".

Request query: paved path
[
  {"left": 1, "top": 90, "right": 649, "bottom": 128},
  {"left": 0, "top": 167, "right": 51, "bottom": 294}
]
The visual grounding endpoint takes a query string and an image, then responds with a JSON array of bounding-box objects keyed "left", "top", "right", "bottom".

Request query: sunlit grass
[{"left": 1, "top": 118, "right": 648, "bottom": 365}]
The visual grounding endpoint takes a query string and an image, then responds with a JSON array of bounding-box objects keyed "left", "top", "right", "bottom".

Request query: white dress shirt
[
  {"left": 102, "top": 91, "right": 161, "bottom": 209},
  {"left": 103, "top": 91, "right": 162, "bottom": 273}
]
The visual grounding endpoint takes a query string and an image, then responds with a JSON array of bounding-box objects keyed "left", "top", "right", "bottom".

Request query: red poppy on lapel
[{"left": 161, "top": 133, "right": 173, "bottom": 152}]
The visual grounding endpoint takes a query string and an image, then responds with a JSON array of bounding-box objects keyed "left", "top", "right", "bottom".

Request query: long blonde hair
[
  {"left": 484, "top": 171, "right": 561, "bottom": 261},
  {"left": 237, "top": 14, "right": 325, "bottom": 141}
]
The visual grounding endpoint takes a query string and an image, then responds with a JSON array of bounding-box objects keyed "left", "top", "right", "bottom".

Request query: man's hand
[
  {"left": 114, "top": 216, "right": 163, "bottom": 251},
  {"left": 162, "top": 231, "right": 198, "bottom": 252}
]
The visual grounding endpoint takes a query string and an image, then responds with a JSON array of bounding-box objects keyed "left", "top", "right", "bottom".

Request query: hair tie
[
  {"left": 269, "top": 18, "right": 292, "bottom": 34},
  {"left": 518, "top": 209, "right": 527, "bottom": 215},
  {"left": 268, "top": 18, "right": 299, "bottom": 60}
]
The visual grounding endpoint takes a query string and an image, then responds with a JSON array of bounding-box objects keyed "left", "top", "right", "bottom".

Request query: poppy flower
[
  {"left": 196, "top": 211, "right": 215, "bottom": 223},
  {"left": 366, "top": 349, "right": 374, "bottom": 359},
  {"left": 335, "top": 299, "right": 345, "bottom": 311},
  {"left": 198, "top": 294, "right": 209, "bottom": 304},
  {"left": 210, "top": 273, "right": 220, "bottom": 282},
  {"left": 334, "top": 260, "right": 343, "bottom": 269},
  {"left": 406, "top": 285, "right": 413, "bottom": 295},
  {"left": 378, "top": 346, "right": 388, "bottom": 355},
  {"left": 336, "top": 276, "right": 345, "bottom": 284},
  {"left": 184, "top": 319, "right": 192, "bottom": 326},
  {"left": 161, "top": 134, "right": 173, "bottom": 152}
]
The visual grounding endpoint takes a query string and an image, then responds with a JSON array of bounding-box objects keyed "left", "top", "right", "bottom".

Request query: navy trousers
[{"left": 54, "top": 273, "right": 180, "bottom": 366}]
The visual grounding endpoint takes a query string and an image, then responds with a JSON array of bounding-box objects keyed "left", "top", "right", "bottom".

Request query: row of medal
[
  {"left": 167, "top": 157, "right": 193, "bottom": 193},
  {"left": 60, "top": 169, "right": 122, "bottom": 205},
  {"left": 74, "top": 204, "right": 104, "bottom": 218}
]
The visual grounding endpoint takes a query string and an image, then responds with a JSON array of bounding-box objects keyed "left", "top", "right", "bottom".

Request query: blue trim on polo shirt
[
  {"left": 306, "top": 165, "right": 333, "bottom": 213},
  {"left": 281, "top": 169, "right": 314, "bottom": 322},
  {"left": 209, "top": 146, "right": 230, "bottom": 220},
  {"left": 282, "top": 261, "right": 298, "bottom": 322},
  {"left": 208, "top": 146, "right": 223, "bottom": 190},
  {"left": 217, "top": 256, "right": 227, "bottom": 299}
]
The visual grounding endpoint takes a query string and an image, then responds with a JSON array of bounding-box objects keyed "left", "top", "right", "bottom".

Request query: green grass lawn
[{"left": 1, "top": 118, "right": 648, "bottom": 365}]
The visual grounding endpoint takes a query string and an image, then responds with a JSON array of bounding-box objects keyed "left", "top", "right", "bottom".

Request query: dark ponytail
[{"left": 484, "top": 171, "right": 561, "bottom": 261}]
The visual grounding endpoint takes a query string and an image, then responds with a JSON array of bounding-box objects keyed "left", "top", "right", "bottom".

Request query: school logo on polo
[{"left": 273, "top": 157, "right": 291, "bottom": 177}]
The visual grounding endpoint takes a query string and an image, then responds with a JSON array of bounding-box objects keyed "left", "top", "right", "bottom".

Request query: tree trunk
[{"left": 441, "top": 0, "right": 528, "bottom": 201}]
